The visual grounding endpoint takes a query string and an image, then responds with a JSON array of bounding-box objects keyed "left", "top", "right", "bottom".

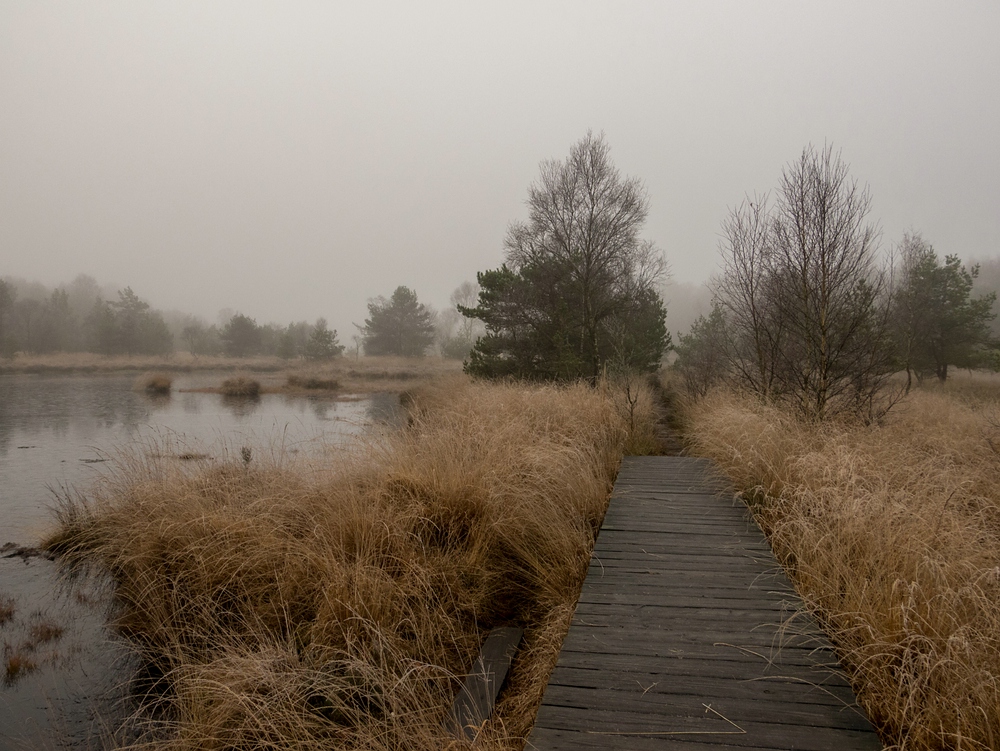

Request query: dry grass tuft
[
  {"left": 219, "top": 376, "right": 261, "bottom": 398},
  {"left": 135, "top": 372, "right": 173, "bottom": 394},
  {"left": 29, "top": 620, "right": 65, "bottom": 645},
  {"left": 4, "top": 647, "right": 38, "bottom": 686},
  {"left": 43, "top": 375, "right": 659, "bottom": 749},
  {"left": 685, "top": 384, "right": 1000, "bottom": 750},
  {"left": 0, "top": 595, "right": 14, "bottom": 626}
]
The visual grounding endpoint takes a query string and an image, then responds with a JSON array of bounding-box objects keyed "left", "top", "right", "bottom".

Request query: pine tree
[{"left": 362, "top": 287, "right": 435, "bottom": 357}]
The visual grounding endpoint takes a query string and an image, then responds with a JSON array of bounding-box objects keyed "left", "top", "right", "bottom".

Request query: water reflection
[
  {"left": 367, "top": 391, "right": 404, "bottom": 426},
  {"left": 220, "top": 393, "right": 260, "bottom": 418}
]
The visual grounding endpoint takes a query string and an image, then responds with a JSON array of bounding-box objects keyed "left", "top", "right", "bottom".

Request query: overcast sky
[{"left": 2, "top": 1, "right": 998, "bottom": 334}]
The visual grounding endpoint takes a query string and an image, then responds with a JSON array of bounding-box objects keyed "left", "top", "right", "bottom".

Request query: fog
[{"left": 2, "top": 2, "right": 997, "bottom": 336}]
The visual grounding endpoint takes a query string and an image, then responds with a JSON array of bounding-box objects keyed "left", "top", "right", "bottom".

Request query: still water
[{"left": 0, "top": 372, "right": 394, "bottom": 749}]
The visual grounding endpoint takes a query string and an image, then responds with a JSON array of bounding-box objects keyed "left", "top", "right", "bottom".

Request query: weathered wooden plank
[
  {"left": 533, "top": 704, "right": 881, "bottom": 751},
  {"left": 557, "top": 627, "right": 829, "bottom": 655},
  {"left": 528, "top": 726, "right": 776, "bottom": 751},
  {"left": 592, "top": 546, "right": 772, "bottom": 559},
  {"left": 539, "top": 682, "right": 872, "bottom": 730},
  {"left": 551, "top": 652, "right": 844, "bottom": 679},
  {"left": 550, "top": 653, "right": 858, "bottom": 713},
  {"left": 580, "top": 575, "right": 788, "bottom": 592},
  {"left": 446, "top": 626, "right": 522, "bottom": 741},
  {"left": 558, "top": 627, "right": 833, "bottom": 657},
  {"left": 597, "top": 528, "right": 771, "bottom": 544},
  {"left": 586, "top": 556, "right": 778, "bottom": 572},
  {"left": 576, "top": 585, "right": 794, "bottom": 601}
]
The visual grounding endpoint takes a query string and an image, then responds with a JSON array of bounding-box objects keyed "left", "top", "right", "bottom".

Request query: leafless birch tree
[{"left": 715, "top": 145, "right": 896, "bottom": 420}]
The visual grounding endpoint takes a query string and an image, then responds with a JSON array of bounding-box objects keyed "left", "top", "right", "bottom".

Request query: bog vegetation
[
  {"left": 44, "top": 376, "right": 662, "bottom": 749},
  {"left": 681, "top": 376, "right": 1000, "bottom": 750}
]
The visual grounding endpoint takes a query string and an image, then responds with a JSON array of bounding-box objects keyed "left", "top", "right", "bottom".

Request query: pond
[{"left": 0, "top": 372, "right": 397, "bottom": 749}]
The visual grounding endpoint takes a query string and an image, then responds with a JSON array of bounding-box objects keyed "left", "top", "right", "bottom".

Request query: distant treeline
[
  {"left": 0, "top": 275, "right": 350, "bottom": 360},
  {"left": 0, "top": 274, "right": 485, "bottom": 361}
]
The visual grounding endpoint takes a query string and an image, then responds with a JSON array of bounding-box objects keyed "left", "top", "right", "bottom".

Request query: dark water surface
[{"left": 0, "top": 372, "right": 392, "bottom": 749}]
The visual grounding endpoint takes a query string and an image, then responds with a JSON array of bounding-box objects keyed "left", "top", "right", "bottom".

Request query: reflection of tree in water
[
  {"left": 366, "top": 392, "right": 403, "bottom": 426},
  {"left": 138, "top": 392, "right": 171, "bottom": 411},
  {"left": 92, "top": 386, "right": 151, "bottom": 431},
  {"left": 221, "top": 394, "right": 260, "bottom": 419},
  {"left": 0, "top": 377, "right": 16, "bottom": 457},
  {"left": 181, "top": 393, "right": 201, "bottom": 414},
  {"left": 308, "top": 398, "right": 336, "bottom": 421},
  {"left": 0, "top": 376, "right": 15, "bottom": 456}
]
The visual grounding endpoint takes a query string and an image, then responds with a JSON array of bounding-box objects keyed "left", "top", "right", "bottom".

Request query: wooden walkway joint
[{"left": 527, "top": 456, "right": 882, "bottom": 750}]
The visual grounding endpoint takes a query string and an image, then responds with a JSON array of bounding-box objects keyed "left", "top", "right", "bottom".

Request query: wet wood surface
[{"left": 527, "top": 456, "right": 882, "bottom": 750}]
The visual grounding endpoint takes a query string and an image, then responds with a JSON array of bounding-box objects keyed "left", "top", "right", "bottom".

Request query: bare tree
[
  {"left": 714, "top": 195, "right": 785, "bottom": 397},
  {"left": 892, "top": 232, "right": 935, "bottom": 392},
  {"left": 716, "top": 145, "right": 896, "bottom": 420}
]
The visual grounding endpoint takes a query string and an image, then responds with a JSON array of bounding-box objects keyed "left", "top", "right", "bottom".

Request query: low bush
[{"left": 219, "top": 376, "right": 261, "bottom": 397}]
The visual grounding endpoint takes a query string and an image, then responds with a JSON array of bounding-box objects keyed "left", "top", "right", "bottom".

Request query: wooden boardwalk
[{"left": 527, "top": 456, "right": 882, "bottom": 750}]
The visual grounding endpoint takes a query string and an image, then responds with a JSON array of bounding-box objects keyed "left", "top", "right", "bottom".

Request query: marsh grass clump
[
  {"left": 686, "top": 385, "right": 1000, "bottom": 750},
  {"left": 4, "top": 648, "right": 38, "bottom": 686},
  {"left": 219, "top": 376, "right": 261, "bottom": 397},
  {"left": 134, "top": 372, "right": 173, "bottom": 395},
  {"left": 44, "top": 375, "right": 646, "bottom": 749},
  {"left": 0, "top": 595, "right": 14, "bottom": 626},
  {"left": 29, "top": 620, "right": 65, "bottom": 645}
]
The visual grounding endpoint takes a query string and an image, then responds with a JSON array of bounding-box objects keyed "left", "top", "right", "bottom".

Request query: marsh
[{"left": 0, "top": 372, "right": 395, "bottom": 748}]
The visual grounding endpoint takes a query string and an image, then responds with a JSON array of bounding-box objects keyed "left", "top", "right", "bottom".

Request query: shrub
[{"left": 134, "top": 372, "right": 172, "bottom": 394}]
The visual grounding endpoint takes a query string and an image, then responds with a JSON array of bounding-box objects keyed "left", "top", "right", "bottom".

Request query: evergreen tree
[
  {"left": 221, "top": 314, "right": 262, "bottom": 357},
  {"left": 304, "top": 318, "right": 344, "bottom": 360},
  {"left": 461, "top": 134, "right": 669, "bottom": 381},
  {"left": 362, "top": 286, "right": 435, "bottom": 357},
  {"left": 895, "top": 233, "right": 996, "bottom": 384},
  {"left": 673, "top": 305, "right": 728, "bottom": 397}
]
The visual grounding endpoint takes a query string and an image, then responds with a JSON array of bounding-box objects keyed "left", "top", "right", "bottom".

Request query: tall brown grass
[
  {"left": 286, "top": 356, "right": 464, "bottom": 394},
  {"left": 685, "top": 385, "right": 1000, "bottom": 751},
  {"left": 218, "top": 376, "right": 261, "bottom": 397},
  {"left": 44, "top": 375, "right": 659, "bottom": 749}
]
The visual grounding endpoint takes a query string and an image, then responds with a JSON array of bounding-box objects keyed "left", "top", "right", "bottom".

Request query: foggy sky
[{"left": 2, "top": 1, "right": 998, "bottom": 336}]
